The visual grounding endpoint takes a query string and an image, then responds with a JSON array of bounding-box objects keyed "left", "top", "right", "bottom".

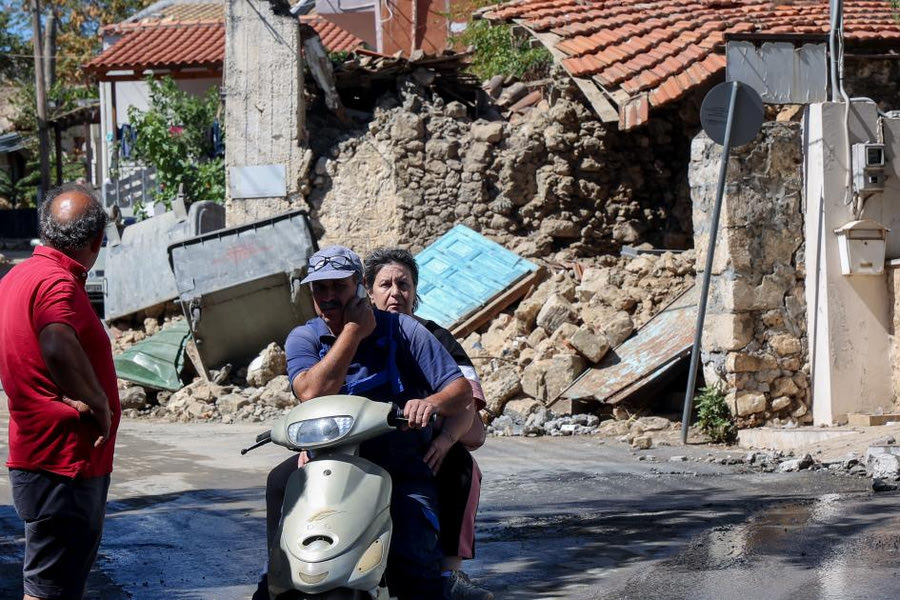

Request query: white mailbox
[{"left": 834, "top": 219, "right": 889, "bottom": 275}]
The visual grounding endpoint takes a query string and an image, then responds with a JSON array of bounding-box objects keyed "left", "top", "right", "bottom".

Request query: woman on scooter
[{"left": 364, "top": 248, "right": 493, "bottom": 600}]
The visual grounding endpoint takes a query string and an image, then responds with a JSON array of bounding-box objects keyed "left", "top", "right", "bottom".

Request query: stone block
[
  {"left": 390, "top": 113, "right": 425, "bottom": 141},
  {"left": 218, "top": 393, "right": 251, "bottom": 414},
  {"left": 576, "top": 267, "right": 609, "bottom": 301},
  {"left": 246, "top": 342, "right": 287, "bottom": 387},
  {"left": 544, "top": 354, "right": 585, "bottom": 400},
  {"left": 771, "top": 377, "right": 800, "bottom": 397},
  {"left": 770, "top": 396, "right": 791, "bottom": 411},
  {"left": 702, "top": 312, "right": 754, "bottom": 352},
  {"left": 521, "top": 360, "right": 550, "bottom": 401},
  {"left": 484, "top": 366, "right": 523, "bottom": 414},
  {"left": 726, "top": 352, "right": 763, "bottom": 373},
  {"left": 470, "top": 120, "right": 505, "bottom": 143},
  {"left": 536, "top": 294, "right": 576, "bottom": 333},
  {"left": 119, "top": 386, "right": 148, "bottom": 411},
  {"left": 540, "top": 219, "right": 580, "bottom": 238},
  {"left": 526, "top": 327, "right": 548, "bottom": 348},
  {"left": 602, "top": 312, "right": 634, "bottom": 347},
  {"left": 568, "top": 325, "right": 611, "bottom": 363},
  {"left": 735, "top": 391, "right": 767, "bottom": 416},
  {"left": 503, "top": 398, "right": 544, "bottom": 421},
  {"left": 770, "top": 333, "right": 802, "bottom": 356},
  {"left": 514, "top": 299, "right": 543, "bottom": 329}
]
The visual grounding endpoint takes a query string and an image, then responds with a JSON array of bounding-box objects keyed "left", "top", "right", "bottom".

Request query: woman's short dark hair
[
  {"left": 39, "top": 183, "right": 108, "bottom": 253},
  {"left": 364, "top": 247, "right": 421, "bottom": 311}
]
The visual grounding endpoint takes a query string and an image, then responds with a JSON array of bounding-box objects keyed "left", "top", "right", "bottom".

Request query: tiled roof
[
  {"left": 86, "top": 2, "right": 365, "bottom": 77},
  {"left": 486, "top": 0, "right": 900, "bottom": 129},
  {"left": 102, "top": 1, "right": 225, "bottom": 33},
  {"left": 300, "top": 15, "right": 365, "bottom": 53},
  {"left": 84, "top": 22, "right": 224, "bottom": 76}
]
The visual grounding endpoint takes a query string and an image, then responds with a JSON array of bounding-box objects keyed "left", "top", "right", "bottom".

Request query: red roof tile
[
  {"left": 84, "top": 22, "right": 224, "bottom": 75},
  {"left": 488, "top": 0, "right": 900, "bottom": 128},
  {"left": 87, "top": 5, "right": 364, "bottom": 77},
  {"left": 300, "top": 15, "right": 365, "bottom": 53}
]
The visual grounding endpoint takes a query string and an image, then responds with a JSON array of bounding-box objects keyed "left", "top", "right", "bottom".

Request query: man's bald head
[{"left": 39, "top": 183, "right": 108, "bottom": 253}]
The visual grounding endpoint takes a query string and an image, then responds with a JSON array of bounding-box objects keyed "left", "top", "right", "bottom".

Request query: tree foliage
[
  {"left": 126, "top": 76, "right": 225, "bottom": 209},
  {"left": 1, "top": 0, "right": 155, "bottom": 87}
]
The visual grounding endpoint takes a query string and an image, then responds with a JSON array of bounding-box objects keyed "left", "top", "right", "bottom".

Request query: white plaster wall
[{"left": 805, "top": 102, "right": 894, "bottom": 424}]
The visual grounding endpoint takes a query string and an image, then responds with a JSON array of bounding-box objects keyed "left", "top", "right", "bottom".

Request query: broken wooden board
[
  {"left": 558, "top": 285, "right": 698, "bottom": 405},
  {"left": 847, "top": 413, "right": 900, "bottom": 426}
]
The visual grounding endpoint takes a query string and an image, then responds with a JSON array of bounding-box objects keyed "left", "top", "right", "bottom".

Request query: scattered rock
[{"left": 246, "top": 343, "right": 287, "bottom": 388}]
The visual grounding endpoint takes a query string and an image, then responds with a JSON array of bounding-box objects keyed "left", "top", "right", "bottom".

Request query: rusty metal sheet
[{"left": 562, "top": 285, "right": 698, "bottom": 404}]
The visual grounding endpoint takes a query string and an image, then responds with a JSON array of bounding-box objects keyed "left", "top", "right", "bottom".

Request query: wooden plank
[
  {"left": 450, "top": 267, "right": 545, "bottom": 338},
  {"left": 847, "top": 413, "right": 900, "bottom": 426}
]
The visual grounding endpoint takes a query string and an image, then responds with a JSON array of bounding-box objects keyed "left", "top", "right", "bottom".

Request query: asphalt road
[{"left": 1, "top": 412, "right": 899, "bottom": 600}]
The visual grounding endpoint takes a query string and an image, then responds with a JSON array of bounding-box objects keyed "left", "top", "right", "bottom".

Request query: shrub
[
  {"left": 457, "top": 20, "right": 551, "bottom": 82},
  {"left": 126, "top": 76, "right": 224, "bottom": 211},
  {"left": 695, "top": 384, "right": 737, "bottom": 444}
]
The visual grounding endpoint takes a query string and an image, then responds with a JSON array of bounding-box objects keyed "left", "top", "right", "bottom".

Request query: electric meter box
[
  {"left": 852, "top": 143, "right": 886, "bottom": 191},
  {"left": 834, "top": 219, "right": 889, "bottom": 275}
]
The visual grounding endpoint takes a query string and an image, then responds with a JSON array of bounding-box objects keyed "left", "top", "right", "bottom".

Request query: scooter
[{"left": 243, "top": 394, "right": 418, "bottom": 600}]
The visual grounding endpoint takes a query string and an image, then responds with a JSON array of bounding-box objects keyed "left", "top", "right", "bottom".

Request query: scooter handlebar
[{"left": 387, "top": 403, "right": 439, "bottom": 427}]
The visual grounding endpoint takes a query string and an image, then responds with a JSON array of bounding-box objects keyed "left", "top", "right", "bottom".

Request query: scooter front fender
[{"left": 270, "top": 456, "right": 393, "bottom": 595}]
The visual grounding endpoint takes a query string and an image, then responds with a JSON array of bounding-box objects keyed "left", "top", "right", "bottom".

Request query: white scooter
[{"left": 243, "top": 394, "right": 422, "bottom": 600}]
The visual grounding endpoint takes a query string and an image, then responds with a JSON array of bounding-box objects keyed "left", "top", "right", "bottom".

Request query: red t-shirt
[{"left": 0, "top": 246, "right": 120, "bottom": 478}]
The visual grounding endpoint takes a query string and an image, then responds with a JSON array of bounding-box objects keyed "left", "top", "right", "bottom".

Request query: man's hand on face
[{"left": 343, "top": 295, "right": 376, "bottom": 339}]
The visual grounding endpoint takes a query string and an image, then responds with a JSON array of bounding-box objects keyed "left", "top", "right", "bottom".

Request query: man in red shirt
[{"left": 0, "top": 183, "right": 120, "bottom": 600}]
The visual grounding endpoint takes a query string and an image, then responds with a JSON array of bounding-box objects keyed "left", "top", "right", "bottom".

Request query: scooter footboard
[{"left": 270, "top": 456, "right": 393, "bottom": 596}]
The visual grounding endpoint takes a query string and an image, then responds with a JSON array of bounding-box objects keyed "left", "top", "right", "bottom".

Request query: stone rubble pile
[
  {"left": 113, "top": 248, "right": 696, "bottom": 434},
  {"left": 461, "top": 249, "right": 695, "bottom": 420}
]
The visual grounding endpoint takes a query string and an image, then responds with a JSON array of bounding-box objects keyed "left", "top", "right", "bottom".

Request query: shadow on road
[{"left": 1, "top": 486, "right": 267, "bottom": 600}]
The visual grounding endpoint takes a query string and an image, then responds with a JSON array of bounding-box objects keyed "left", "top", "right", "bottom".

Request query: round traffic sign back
[{"left": 700, "top": 81, "right": 764, "bottom": 148}]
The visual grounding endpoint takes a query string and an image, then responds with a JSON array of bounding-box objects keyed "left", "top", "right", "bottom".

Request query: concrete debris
[{"left": 246, "top": 343, "right": 287, "bottom": 388}]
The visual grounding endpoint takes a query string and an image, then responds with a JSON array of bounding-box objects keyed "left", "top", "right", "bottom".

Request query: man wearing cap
[{"left": 259, "top": 245, "right": 472, "bottom": 600}]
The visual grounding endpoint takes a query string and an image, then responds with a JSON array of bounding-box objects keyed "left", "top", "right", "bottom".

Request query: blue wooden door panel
[{"left": 415, "top": 225, "right": 537, "bottom": 329}]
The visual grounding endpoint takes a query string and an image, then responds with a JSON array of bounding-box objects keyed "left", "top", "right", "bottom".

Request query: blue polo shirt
[{"left": 285, "top": 310, "right": 463, "bottom": 478}]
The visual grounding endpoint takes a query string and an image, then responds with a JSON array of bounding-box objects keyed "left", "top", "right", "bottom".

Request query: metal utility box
[
  {"left": 834, "top": 219, "right": 889, "bottom": 275},
  {"left": 852, "top": 142, "right": 886, "bottom": 192},
  {"left": 167, "top": 210, "right": 318, "bottom": 376},
  {"left": 104, "top": 200, "right": 226, "bottom": 321}
]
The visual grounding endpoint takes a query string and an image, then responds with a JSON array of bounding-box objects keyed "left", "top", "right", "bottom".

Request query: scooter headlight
[{"left": 287, "top": 416, "right": 354, "bottom": 446}]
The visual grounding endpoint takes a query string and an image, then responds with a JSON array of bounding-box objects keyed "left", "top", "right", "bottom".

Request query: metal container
[
  {"left": 103, "top": 200, "right": 226, "bottom": 321},
  {"left": 167, "top": 210, "right": 318, "bottom": 375}
]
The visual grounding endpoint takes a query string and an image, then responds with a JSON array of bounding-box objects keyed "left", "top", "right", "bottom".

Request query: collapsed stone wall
[
  {"left": 843, "top": 57, "right": 900, "bottom": 113},
  {"left": 308, "top": 76, "right": 697, "bottom": 257},
  {"left": 691, "top": 122, "right": 810, "bottom": 427}
]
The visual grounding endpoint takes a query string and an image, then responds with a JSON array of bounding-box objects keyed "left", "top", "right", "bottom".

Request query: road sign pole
[{"left": 681, "top": 80, "right": 741, "bottom": 444}]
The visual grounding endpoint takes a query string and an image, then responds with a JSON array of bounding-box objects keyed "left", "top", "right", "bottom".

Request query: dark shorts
[{"left": 9, "top": 469, "right": 110, "bottom": 600}]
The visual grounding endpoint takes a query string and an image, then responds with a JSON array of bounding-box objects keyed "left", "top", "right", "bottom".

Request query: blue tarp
[{"left": 414, "top": 225, "right": 538, "bottom": 329}]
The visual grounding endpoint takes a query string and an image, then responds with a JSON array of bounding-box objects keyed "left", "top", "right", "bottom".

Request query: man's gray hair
[{"left": 39, "top": 183, "right": 108, "bottom": 252}]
